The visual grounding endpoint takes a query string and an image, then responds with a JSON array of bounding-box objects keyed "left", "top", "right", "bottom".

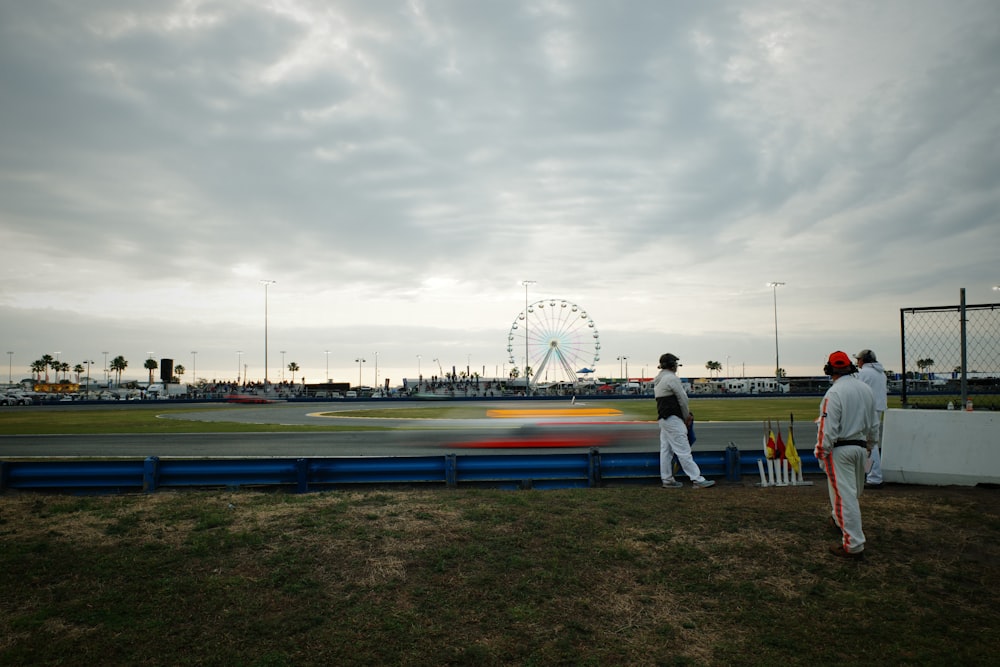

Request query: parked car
[{"left": 1, "top": 392, "right": 35, "bottom": 405}]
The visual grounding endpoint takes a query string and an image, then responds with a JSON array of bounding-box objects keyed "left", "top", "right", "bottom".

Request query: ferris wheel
[{"left": 506, "top": 299, "right": 601, "bottom": 385}]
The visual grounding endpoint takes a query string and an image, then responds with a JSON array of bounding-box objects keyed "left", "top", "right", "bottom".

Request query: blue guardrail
[{"left": 1, "top": 446, "right": 824, "bottom": 494}]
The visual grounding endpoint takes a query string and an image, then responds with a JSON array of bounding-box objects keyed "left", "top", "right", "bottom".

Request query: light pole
[
  {"left": 83, "top": 359, "right": 93, "bottom": 395},
  {"left": 355, "top": 357, "right": 366, "bottom": 388},
  {"left": 191, "top": 351, "right": 197, "bottom": 387},
  {"left": 280, "top": 351, "right": 286, "bottom": 383},
  {"left": 417, "top": 355, "right": 421, "bottom": 378},
  {"left": 374, "top": 351, "right": 379, "bottom": 389},
  {"left": 522, "top": 279, "right": 535, "bottom": 393},
  {"left": 237, "top": 350, "right": 243, "bottom": 385},
  {"left": 617, "top": 355, "right": 628, "bottom": 383},
  {"left": 260, "top": 279, "right": 276, "bottom": 392},
  {"left": 325, "top": 350, "right": 330, "bottom": 382},
  {"left": 767, "top": 282, "right": 785, "bottom": 380},
  {"left": 6, "top": 351, "right": 11, "bottom": 385},
  {"left": 103, "top": 351, "right": 109, "bottom": 385}
]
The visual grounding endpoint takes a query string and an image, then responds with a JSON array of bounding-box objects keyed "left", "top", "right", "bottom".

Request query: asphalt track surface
[{"left": 0, "top": 401, "right": 776, "bottom": 458}]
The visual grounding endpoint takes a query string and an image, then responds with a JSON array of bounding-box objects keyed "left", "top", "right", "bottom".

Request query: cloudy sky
[{"left": 1, "top": 0, "right": 998, "bottom": 387}]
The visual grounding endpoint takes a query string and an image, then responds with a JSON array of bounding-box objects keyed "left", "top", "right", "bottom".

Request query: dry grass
[{"left": 2, "top": 481, "right": 999, "bottom": 666}]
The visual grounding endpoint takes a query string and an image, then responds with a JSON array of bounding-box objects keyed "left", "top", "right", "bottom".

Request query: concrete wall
[{"left": 882, "top": 409, "right": 1000, "bottom": 486}]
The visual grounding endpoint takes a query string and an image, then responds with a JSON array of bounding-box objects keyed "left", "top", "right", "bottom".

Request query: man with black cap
[
  {"left": 855, "top": 349, "right": 888, "bottom": 488},
  {"left": 815, "top": 351, "right": 879, "bottom": 559},
  {"left": 653, "top": 353, "right": 715, "bottom": 489}
]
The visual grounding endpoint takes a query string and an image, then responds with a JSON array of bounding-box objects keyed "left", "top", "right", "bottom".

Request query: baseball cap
[
  {"left": 827, "top": 351, "right": 853, "bottom": 370},
  {"left": 855, "top": 349, "right": 877, "bottom": 363},
  {"left": 658, "top": 353, "right": 681, "bottom": 368}
]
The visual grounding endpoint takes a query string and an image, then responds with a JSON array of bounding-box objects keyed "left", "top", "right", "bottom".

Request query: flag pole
[
  {"left": 789, "top": 413, "right": 795, "bottom": 483},
  {"left": 775, "top": 419, "right": 787, "bottom": 486},
  {"left": 766, "top": 419, "right": 776, "bottom": 485}
]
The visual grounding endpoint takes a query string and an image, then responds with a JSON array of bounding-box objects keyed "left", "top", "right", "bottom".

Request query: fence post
[
  {"left": 588, "top": 448, "right": 601, "bottom": 488},
  {"left": 142, "top": 456, "right": 160, "bottom": 493},
  {"left": 725, "top": 443, "right": 741, "bottom": 482},
  {"left": 960, "top": 287, "right": 968, "bottom": 407},
  {"left": 445, "top": 454, "right": 457, "bottom": 488},
  {"left": 900, "top": 307, "right": 908, "bottom": 408},
  {"left": 296, "top": 458, "right": 309, "bottom": 494}
]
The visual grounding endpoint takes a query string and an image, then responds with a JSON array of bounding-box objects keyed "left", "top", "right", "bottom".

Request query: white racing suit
[
  {"left": 857, "top": 361, "right": 888, "bottom": 484},
  {"left": 815, "top": 375, "right": 879, "bottom": 554},
  {"left": 653, "top": 368, "right": 708, "bottom": 485}
]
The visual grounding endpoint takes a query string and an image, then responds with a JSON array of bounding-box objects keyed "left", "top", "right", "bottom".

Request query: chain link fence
[{"left": 900, "top": 292, "right": 1000, "bottom": 410}]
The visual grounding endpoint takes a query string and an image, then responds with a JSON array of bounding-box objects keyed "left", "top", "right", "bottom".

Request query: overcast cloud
[{"left": 1, "top": 0, "right": 998, "bottom": 386}]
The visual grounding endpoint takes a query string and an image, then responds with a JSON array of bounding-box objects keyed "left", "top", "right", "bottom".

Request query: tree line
[{"left": 27, "top": 354, "right": 310, "bottom": 386}]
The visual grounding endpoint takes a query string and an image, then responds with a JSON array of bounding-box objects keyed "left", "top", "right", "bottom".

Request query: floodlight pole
[
  {"left": 355, "top": 358, "right": 366, "bottom": 388},
  {"left": 617, "top": 355, "right": 628, "bottom": 383},
  {"left": 767, "top": 282, "right": 785, "bottom": 380},
  {"left": 522, "top": 280, "right": 535, "bottom": 393},
  {"left": 260, "top": 280, "right": 276, "bottom": 392},
  {"left": 84, "top": 359, "right": 93, "bottom": 394}
]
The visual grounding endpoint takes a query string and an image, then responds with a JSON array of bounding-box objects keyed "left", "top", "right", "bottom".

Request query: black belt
[{"left": 835, "top": 440, "right": 866, "bottom": 448}]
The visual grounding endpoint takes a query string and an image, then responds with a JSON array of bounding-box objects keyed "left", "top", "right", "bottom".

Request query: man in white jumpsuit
[
  {"left": 855, "top": 349, "right": 888, "bottom": 488},
  {"left": 815, "top": 351, "right": 879, "bottom": 559},
  {"left": 653, "top": 353, "right": 715, "bottom": 489}
]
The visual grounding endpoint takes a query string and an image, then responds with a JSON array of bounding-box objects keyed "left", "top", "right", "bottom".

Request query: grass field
[
  {"left": 3, "top": 396, "right": 996, "bottom": 666},
  {"left": 2, "top": 482, "right": 998, "bottom": 665}
]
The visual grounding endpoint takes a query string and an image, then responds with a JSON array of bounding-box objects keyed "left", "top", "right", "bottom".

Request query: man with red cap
[{"left": 815, "top": 351, "right": 879, "bottom": 559}]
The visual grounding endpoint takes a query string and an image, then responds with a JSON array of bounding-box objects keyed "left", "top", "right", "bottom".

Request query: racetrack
[{"left": 0, "top": 400, "right": 778, "bottom": 458}]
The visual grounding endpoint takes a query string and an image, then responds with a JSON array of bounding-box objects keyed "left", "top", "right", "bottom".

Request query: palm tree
[
  {"left": 57, "top": 361, "right": 70, "bottom": 381},
  {"left": 40, "top": 354, "right": 54, "bottom": 382},
  {"left": 174, "top": 364, "right": 185, "bottom": 383},
  {"left": 917, "top": 358, "right": 935, "bottom": 377},
  {"left": 31, "top": 359, "right": 46, "bottom": 381},
  {"left": 144, "top": 358, "right": 158, "bottom": 384},
  {"left": 705, "top": 361, "right": 722, "bottom": 377},
  {"left": 288, "top": 362, "right": 300, "bottom": 382},
  {"left": 110, "top": 356, "right": 128, "bottom": 386},
  {"left": 73, "top": 363, "right": 84, "bottom": 383}
]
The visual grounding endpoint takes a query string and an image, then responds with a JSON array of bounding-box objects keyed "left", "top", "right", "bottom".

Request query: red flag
[{"left": 776, "top": 426, "right": 786, "bottom": 461}]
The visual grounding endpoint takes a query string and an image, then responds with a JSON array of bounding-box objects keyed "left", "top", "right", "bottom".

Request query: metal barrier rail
[{"left": 1, "top": 448, "right": 825, "bottom": 494}]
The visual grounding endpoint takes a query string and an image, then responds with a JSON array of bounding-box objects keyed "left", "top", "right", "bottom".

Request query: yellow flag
[{"left": 785, "top": 426, "right": 801, "bottom": 474}]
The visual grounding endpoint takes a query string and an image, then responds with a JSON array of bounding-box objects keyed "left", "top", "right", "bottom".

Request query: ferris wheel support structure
[{"left": 506, "top": 299, "right": 601, "bottom": 388}]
